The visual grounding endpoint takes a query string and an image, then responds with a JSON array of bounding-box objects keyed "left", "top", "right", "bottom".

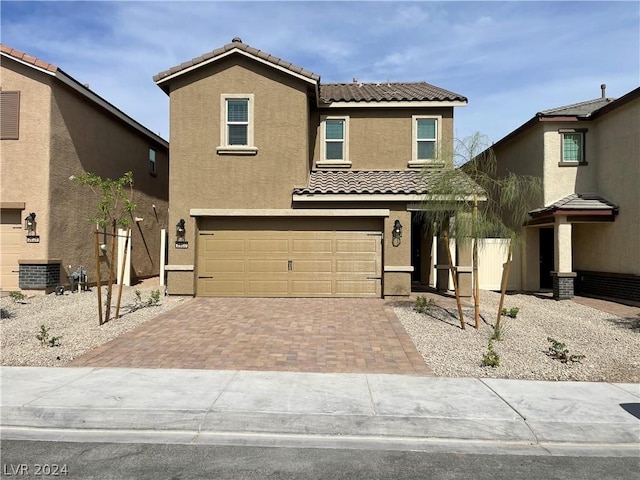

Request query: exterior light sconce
[
  {"left": 25, "top": 212, "right": 40, "bottom": 243},
  {"left": 392, "top": 219, "right": 403, "bottom": 247},
  {"left": 175, "top": 218, "right": 188, "bottom": 249}
]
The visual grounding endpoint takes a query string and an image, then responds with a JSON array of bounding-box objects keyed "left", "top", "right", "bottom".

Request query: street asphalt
[{"left": 1, "top": 366, "right": 638, "bottom": 456}]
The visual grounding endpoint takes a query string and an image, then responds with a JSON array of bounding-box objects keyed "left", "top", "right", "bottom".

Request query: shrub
[
  {"left": 501, "top": 307, "right": 520, "bottom": 319},
  {"left": 9, "top": 291, "right": 26, "bottom": 303},
  {"left": 546, "top": 337, "right": 585, "bottom": 363},
  {"left": 415, "top": 295, "right": 435, "bottom": 314},
  {"left": 482, "top": 340, "right": 500, "bottom": 368}
]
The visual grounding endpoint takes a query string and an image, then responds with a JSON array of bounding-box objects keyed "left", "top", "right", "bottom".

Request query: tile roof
[
  {"left": 1, "top": 44, "right": 58, "bottom": 73},
  {"left": 293, "top": 169, "right": 483, "bottom": 196},
  {"left": 529, "top": 193, "right": 619, "bottom": 216},
  {"left": 538, "top": 97, "right": 616, "bottom": 117},
  {"left": 319, "top": 82, "right": 467, "bottom": 103},
  {"left": 153, "top": 37, "right": 320, "bottom": 85}
]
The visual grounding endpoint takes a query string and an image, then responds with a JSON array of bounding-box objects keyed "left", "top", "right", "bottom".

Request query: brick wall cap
[{"left": 18, "top": 259, "right": 62, "bottom": 265}]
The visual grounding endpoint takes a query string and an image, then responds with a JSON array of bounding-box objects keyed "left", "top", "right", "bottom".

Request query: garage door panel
[
  {"left": 336, "top": 260, "right": 379, "bottom": 275},
  {"left": 248, "top": 259, "right": 288, "bottom": 273},
  {"left": 291, "top": 259, "right": 333, "bottom": 273},
  {"left": 336, "top": 238, "right": 379, "bottom": 253},
  {"left": 203, "top": 259, "right": 246, "bottom": 274},
  {"left": 248, "top": 238, "right": 288, "bottom": 253},
  {"left": 202, "top": 238, "right": 245, "bottom": 254},
  {"left": 290, "top": 280, "right": 333, "bottom": 295},
  {"left": 247, "top": 280, "right": 289, "bottom": 295},
  {"left": 200, "top": 280, "right": 245, "bottom": 296},
  {"left": 336, "top": 279, "right": 378, "bottom": 295},
  {"left": 291, "top": 238, "right": 332, "bottom": 254}
]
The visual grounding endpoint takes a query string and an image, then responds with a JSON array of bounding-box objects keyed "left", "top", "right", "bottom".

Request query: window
[
  {"left": 149, "top": 148, "right": 156, "bottom": 174},
  {"left": 1, "top": 91, "right": 20, "bottom": 140},
  {"left": 410, "top": 115, "right": 441, "bottom": 166},
  {"left": 217, "top": 94, "right": 257, "bottom": 155},
  {"left": 561, "top": 132, "right": 584, "bottom": 163},
  {"left": 318, "top": 116, "right": 350, "bottom": 167}
]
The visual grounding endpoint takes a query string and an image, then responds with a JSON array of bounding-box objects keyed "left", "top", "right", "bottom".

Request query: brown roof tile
[
  {"left": 153, "top": 38, "right": 321, "bottom": 84},
  {"left": 319, "top": 82, "right": 467, "bottom": 103},
  {"left": 293, "top": 170, "right": 482, "bottom": 196},
  {"left": 1, "top": 44, "right": 58, "bottom": 72},
  {"left": 529, "top": 193, "right": 619, "bottom": 216},
  {"left": 539, "top": 98, "right": 616, "bottom": 117}
]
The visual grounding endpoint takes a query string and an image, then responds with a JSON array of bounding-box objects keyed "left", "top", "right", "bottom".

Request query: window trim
[
  {"left": 558, "top": 128, "right": 587, "bottom": 166},
  {"left": 217, "top": 93, "right": 258, "bottom": 155},
  {"left": 410, "top": 115, "right": 442, "bottom": 167},
  {"left": 1, "top": 91, "right": 20, "bottom": 140},
  {"left": 317, "top": 115, "right": 351, "bottom": 167},
  {"left": 149, "top": 148, "right": 157, "bottom": 175}
]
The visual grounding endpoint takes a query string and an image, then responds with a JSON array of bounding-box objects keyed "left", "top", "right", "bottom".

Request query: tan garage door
[
  {"left": 197, "top": 229, "right": 382, "bottom": 297},
  {"left": 1, "top": 210, "right": 23, "bottom": 291}
]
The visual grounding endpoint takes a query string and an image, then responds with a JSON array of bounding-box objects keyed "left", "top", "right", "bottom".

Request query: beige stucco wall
[
  {"left": 311, "top": 107, "right": 454, "bottom": 170},
  {"left": 572, "top": 96, "right": 640, "bottom": 275},
  {"left": 1, "top": 56, "right": 169, "bottom": 289},
  {"left": 1, "top": 60, "right": 52, "bottom": 266},
  {"left": 542, "top": 121, "right": 597, "bottom": 205},
  {"left": 166, "top": 57, "right": 312, "bottom": 291},
  {"left": 383, "top": 208, "right": 412, "bottom": 296}
]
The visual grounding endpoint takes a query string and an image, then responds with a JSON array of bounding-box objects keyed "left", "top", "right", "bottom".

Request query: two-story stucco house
[
  {"left": 0, "top": 45, "right": 169, "bottom": 293},
  {"left": 488, "top": 85, "right": 639, "bottom": 302},
  {"left": 154, "top": 38, "right": 479, "bottom": 298}
]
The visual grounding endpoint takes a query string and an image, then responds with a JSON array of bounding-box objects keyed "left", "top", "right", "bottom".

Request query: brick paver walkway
[{"left": 69, "top": 298, "right": 431, "bottom": 375}]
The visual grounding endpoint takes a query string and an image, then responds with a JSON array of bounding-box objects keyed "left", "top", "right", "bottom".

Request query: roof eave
[{"left": 317, "top": 99, "right": 468, "bottom": 109}]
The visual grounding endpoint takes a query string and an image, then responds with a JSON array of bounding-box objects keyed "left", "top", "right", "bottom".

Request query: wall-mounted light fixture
[
  {"left": 175, "top": 218, "right": 188, "bottom": 249},
  {"left": 24, "top": 212, "right": 40, "bottom": 243},
  {"left": 392, "top": 219, "right": 403, "bottom": 247}
]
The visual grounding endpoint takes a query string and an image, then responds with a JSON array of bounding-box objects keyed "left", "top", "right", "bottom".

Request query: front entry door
[{"left": 539, "top": 228, "right": 554, "bottom": 290}]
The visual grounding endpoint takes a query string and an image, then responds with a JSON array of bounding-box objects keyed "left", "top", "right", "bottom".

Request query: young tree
[
  {"left": 70, "top": 172, "right": 136, "bottom": 324},
  {"left": 419, "top": 133, "right": 541, "bottom": 329}
]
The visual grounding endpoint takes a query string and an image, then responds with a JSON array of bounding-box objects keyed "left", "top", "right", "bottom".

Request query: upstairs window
[
  {"left": 411, "top": 115, "right": 441, "bottom": 166},
  {"left": 561, "top": 132, "right": 584, "bottom": 163},
  {"left": 217, "top": 94, "right": 256, "bottom": 155},
  {"left": 1, "top": 91, "right": 20, "bottom": 140},
  {"left": 149, "top": 148, "right": 156, "bottom": 174},
  {"left": 318, "top": 116, "right": 350, "bottom": 167}
]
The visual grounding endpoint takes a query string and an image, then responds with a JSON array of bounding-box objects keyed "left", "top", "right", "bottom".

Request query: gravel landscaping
[
  {"left": 394, "top": 290, "right": 639, "bottom": 383},
  {"left": 1, "top": 283, "right": 638, "bottom": 383}
]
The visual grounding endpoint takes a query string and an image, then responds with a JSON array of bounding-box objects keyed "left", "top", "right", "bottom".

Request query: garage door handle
[
  {"left": 198, "top": 276, "right": 214, "bottom": 279},
  {"left": 288, "top": 260, "right": 293, "bottom": 271},
  {"left": 367, "top": 276, "right": 382, "bottom": 280}
]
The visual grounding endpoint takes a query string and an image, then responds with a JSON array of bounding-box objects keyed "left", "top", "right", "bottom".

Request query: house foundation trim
[{"left": 190, "top": 208, "right": 390, "bottom": 217}]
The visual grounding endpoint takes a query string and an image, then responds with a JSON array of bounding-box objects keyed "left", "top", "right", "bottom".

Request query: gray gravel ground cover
[
  {"left": 394, "top": 290, "right": 639, "bottom": 383},
  {"left": 1, "top": 285, "right": 638, "bottom": 382},
  {"left": 1, "top": 282, "right": 187, "bottom": 367}
]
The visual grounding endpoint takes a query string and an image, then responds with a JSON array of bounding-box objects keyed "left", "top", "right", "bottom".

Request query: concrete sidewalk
[{"left": 1, "top": 367, "right": 638, "bottom": 456}]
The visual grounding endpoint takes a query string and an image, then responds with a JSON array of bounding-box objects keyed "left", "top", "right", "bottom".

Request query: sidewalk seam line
[{"left": 197, "top": 370, "right": 240, "bottom": 436}]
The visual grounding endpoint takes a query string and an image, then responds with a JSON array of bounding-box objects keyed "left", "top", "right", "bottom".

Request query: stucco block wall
[
  {"left": 311, "top": 107, "right": 454, "bottom": 170},
  {"left": 1, "top": 57, "right": 169, "bottom": 289},
  {"left": 542, "top": 121, "right": 597, "bottom": 205},
  {"left": 1, "top": 61, "right": 52, "bottom": 264},
  {"left": 166, "top": 57, "right": 312, "bottom": 278}
]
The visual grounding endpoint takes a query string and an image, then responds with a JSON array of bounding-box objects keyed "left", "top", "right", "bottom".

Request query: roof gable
[
  {"left": 153, "top": 37, "right": 320, "bottom": 94},
  {"left": 538, "top": 97, "right": 616, "bottom": 118},
  {"left": 1, "top": 44, "right": 168, "bottom": 147}
]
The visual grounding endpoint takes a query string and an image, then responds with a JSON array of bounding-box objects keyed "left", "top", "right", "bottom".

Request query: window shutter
[{"left": 1, "top": 91, "right": 20, "bottom": 140}]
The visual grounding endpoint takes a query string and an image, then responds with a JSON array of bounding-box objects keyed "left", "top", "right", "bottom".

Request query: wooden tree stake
[
  {"left": 94, "top": 228, "right": 103, "bottom": 325},
  {"left": 115, "top": 228, "right": 130, "bottom": 319}
]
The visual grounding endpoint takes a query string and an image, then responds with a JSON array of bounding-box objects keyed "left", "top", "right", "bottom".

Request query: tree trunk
[
  {"left": 94, "top": 228, "right": 103, "bottom": 325},
  {"left": 104, "top": 221, "right": 117, "bottom": 323},
  {"left": 443, "top": 229, "right": 465, "bottom": 329},
  {"left": 496, "top": 239, "right": 513, "bottom": 330}
]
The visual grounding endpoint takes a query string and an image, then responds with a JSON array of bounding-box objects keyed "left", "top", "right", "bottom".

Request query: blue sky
[{"left": 2, "top": 1, "right": 638, "bottom": 144}]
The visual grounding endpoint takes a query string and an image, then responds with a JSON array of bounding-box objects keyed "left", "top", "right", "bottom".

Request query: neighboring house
[
  {"left": 0, "top": 45, "right": 169, "bottom": 293},
  {"left": 154, "top": 37, "right": 478, "bottom": 297},
  {"left": 487, "top": 85, "right": 639, "bottom": 302}
]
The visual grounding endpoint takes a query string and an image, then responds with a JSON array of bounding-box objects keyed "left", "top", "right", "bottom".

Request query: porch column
[
  {"left": 552, "top": 216, "right": 576, "bottom": 299},
  {"left": 435, "top": 226, "right": 450, "bottom": 292}
]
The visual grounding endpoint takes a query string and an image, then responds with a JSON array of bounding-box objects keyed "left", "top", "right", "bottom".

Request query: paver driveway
[{"left": 69, "top": 298, "right": 432, "bottom": 375}]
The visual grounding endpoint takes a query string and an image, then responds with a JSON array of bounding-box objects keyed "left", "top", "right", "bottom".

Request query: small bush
[
  {"left": 9, "top": 291, "right": 26, "bottom": 303},
  {"left": 546, "top": 337, "right": 585, "bottom": 363},
  {"left": 501, "top": 307, "right": 520, "bottom": 319},
  {"left": 36, "top": 324, "right": 61, "bottom": 347},
  {"left": 491, "top": 322, "right": 508, "bottom": 341},
  {"left": 147, "top": 289, "right": 161, "bottom": 307},
  {"left": 415, "top": 295, "right": 435, "bottom": 314},
  {"left": 482, "top": 340, "right": 500, "bottom": 368}
]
